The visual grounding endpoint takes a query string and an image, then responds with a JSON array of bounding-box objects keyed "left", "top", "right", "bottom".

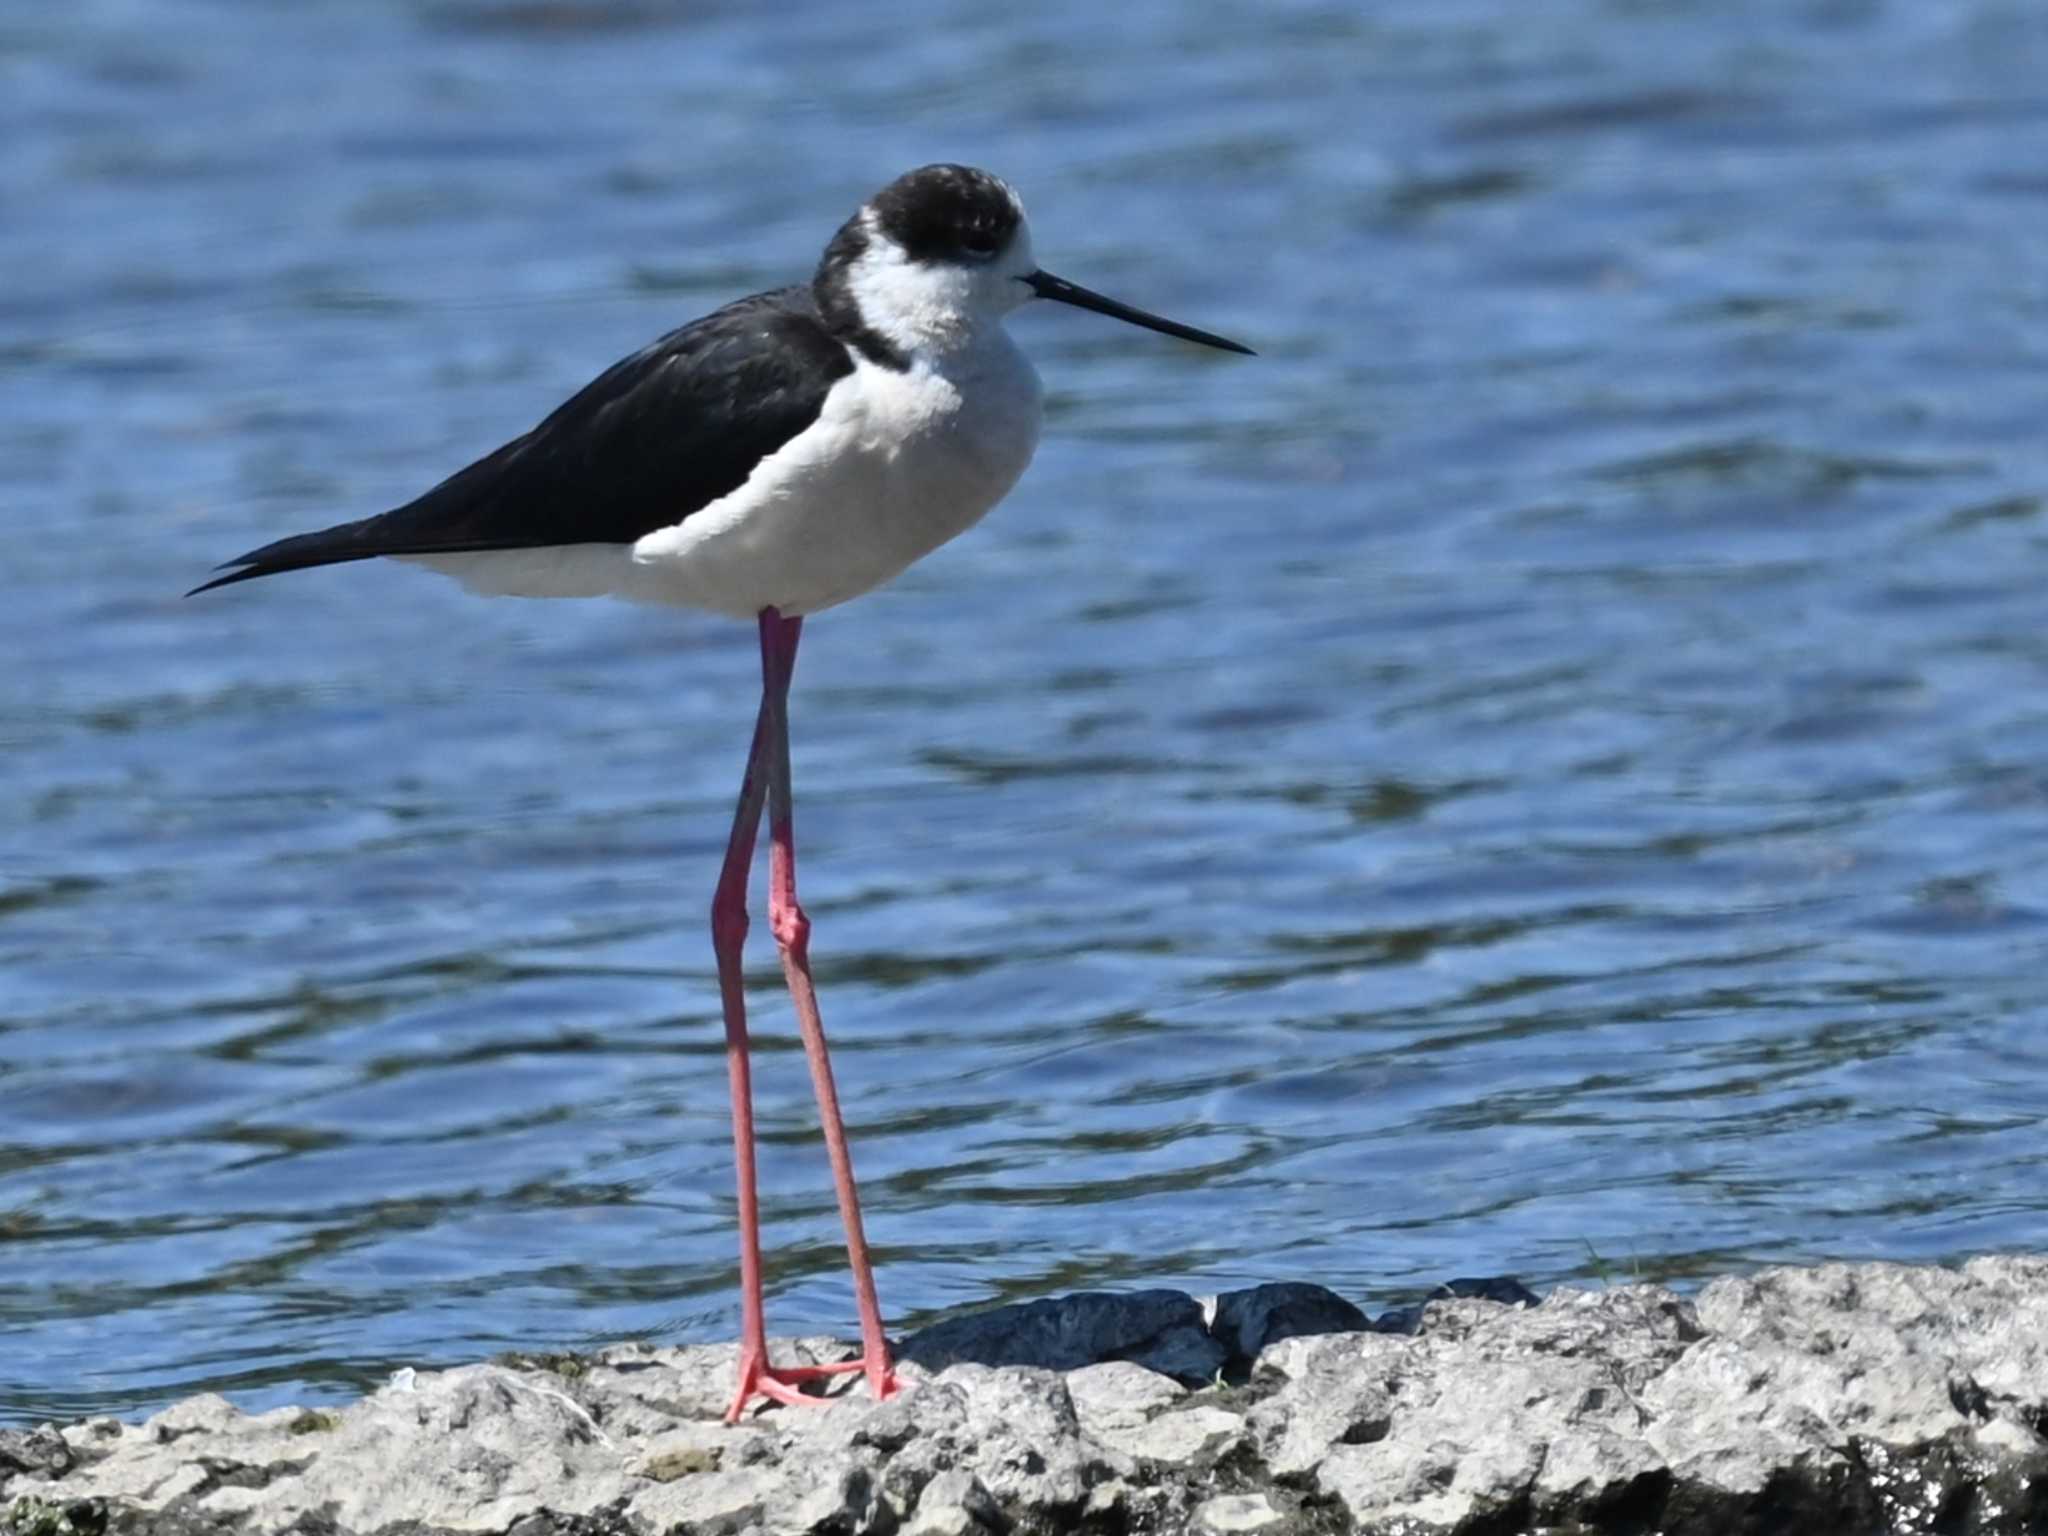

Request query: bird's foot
[
  {"left": 857, "top": 1354, "right": 906, "bottom": 1407},
  {"left": 724, "top": 1348, "right": 905, "bottom": 1422}
]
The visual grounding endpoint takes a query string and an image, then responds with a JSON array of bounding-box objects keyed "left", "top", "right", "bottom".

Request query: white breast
[
  {"left": 632, "top": 330, "right": 1041, "bottom": 617},
  {"left": 408, "top": 329, "right": 1043, "bottom": 619}
]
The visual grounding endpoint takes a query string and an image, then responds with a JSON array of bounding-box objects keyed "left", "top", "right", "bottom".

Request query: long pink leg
[
  {"left": 758, "top": 609, "right": 902, "bottom": 1406},
  {"left": 715, "top": 611, "right": 888, "bottom": 1420},
  {"left": 712, "top": 689, "right": 780, "bottom": 1420}
]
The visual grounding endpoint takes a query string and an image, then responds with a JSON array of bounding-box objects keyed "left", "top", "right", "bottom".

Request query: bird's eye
[{"left": 960, "top": 229, "right": 1001, "bottom": 259}]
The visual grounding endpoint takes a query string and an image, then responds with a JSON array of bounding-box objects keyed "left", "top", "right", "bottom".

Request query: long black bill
[{"left": 1023, "top": 270, "right": 1254, "bottom": 356}]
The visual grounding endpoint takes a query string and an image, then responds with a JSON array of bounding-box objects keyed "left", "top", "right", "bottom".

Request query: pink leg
[
  {"left": 758, "top": 609, "right": 902, "bottom": 1406},
  {"left": 715, "top": 611, "right": 893, "bottom": 1420},
  {"left": 712, "top": 696, "right": 778, "bottom": 1420}
]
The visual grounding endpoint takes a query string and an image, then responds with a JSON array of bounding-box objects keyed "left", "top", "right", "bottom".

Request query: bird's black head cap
[{"left": 864, "top": 164, "right": 1023, "bottom": 266}]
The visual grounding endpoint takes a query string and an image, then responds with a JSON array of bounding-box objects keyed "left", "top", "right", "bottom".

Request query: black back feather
[{"left": 191, "top": 287, "right": 853, "bottom": 595}]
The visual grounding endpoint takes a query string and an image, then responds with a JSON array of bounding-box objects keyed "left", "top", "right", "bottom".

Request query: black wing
[{"left": 189, "top": 286, "right": 852, "bottom": 595}]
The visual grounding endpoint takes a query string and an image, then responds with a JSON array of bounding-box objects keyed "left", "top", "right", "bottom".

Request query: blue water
[{"left": 4, "top": 0, "right": 2048, "bottom": 1424}]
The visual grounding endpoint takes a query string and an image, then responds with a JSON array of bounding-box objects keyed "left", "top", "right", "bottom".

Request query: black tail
[
  {"left": 185, "top": 515, "right": 529, "bottom": 597},
  {"left": 186, "top": 519, "right": 396, "bottom": 595}
]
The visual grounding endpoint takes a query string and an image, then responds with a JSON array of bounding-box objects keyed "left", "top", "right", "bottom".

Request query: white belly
[{"left": 411, "top": 333, "right": 1042, "bottom": 619}]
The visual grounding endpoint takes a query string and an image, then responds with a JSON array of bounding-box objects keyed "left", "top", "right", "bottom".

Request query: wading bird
[{"left": 191, "top": 164, "right": 1251, "bottom": 1419}]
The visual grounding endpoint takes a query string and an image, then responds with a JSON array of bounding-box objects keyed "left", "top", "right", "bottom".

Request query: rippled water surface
[{"left": 5, "top": 0, "right": 2048, "bottom": 1422}]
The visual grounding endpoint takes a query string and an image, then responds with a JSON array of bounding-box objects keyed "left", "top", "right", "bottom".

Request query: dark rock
[
  {"left": 898, "top": 1287, "right": 1225, "bottom": 1383},
  {"left": 1211, "top": 1282, "right": 1373, "bottom": 1369},
  {"left": 1373, "top": 1272, "right": 1541, "bottom": 1335},
  {"left": 1436, "top": 1275, "right": 1542, "bottom": 1307}
]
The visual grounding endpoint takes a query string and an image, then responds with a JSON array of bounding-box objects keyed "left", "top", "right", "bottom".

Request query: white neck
[{"left": 841, "top": 211, "right": 1037, "bottom": 360}]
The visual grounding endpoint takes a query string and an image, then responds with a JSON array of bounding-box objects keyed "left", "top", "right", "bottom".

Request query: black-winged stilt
[{"left": 191, "top": 164, "right": 1252, "bottom": 1419}]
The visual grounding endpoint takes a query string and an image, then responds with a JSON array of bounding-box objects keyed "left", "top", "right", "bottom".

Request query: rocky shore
[{"left": 5, "top": 1257, "right": 2046, "bottom": 1535}]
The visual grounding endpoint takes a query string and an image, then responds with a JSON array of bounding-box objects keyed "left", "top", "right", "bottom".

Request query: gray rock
[
  {"left": 1308, "top": 1285, "right": 1705, "bottom": 1529},
  {"left": 1115, "top": 1404, "right": 1246, "bottom": 1467},
  {"left": 9, "top": 1262, "right": 2048, "bottom": 1535},
  {"left": 1066, "top": 1359, "right": 1184, "bottom": 1432},
  {"left": 1643, "top": 1257, "right": 2048, "bottom": 1517},
  {"left": 1065, "top": 1360, "right": 1244, "bottom": 1467},
  {"left": 895, "top": 1364, "right": 1102, "bottom": 1523},
  {"left": 1196, "top": 1490, "right": 1290, "bottom": 1532},
  {"left": 0, "top": 1425, "right": 72, "bottom": 1479},
  {"left": 903, "top": 1468, "right": 1001, "bottom": 1535},
  {"left": 1248, "top": 1330, "right": 1401, "bottom": 1478}
]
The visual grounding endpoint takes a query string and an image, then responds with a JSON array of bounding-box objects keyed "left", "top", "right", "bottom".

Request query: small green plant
[
  {"left": 1583, "top": 1239, "right": 1613, "bottom": 1288},
  {"left": 5, "top": 1497, "right": 106, "bottom": 1536},
  {"left": 492, "top": 1350, "right": 588, "bottom": 1379},
  {"left": 1580, "top": 1238, "right": 1646, "bottom": 1288}
]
